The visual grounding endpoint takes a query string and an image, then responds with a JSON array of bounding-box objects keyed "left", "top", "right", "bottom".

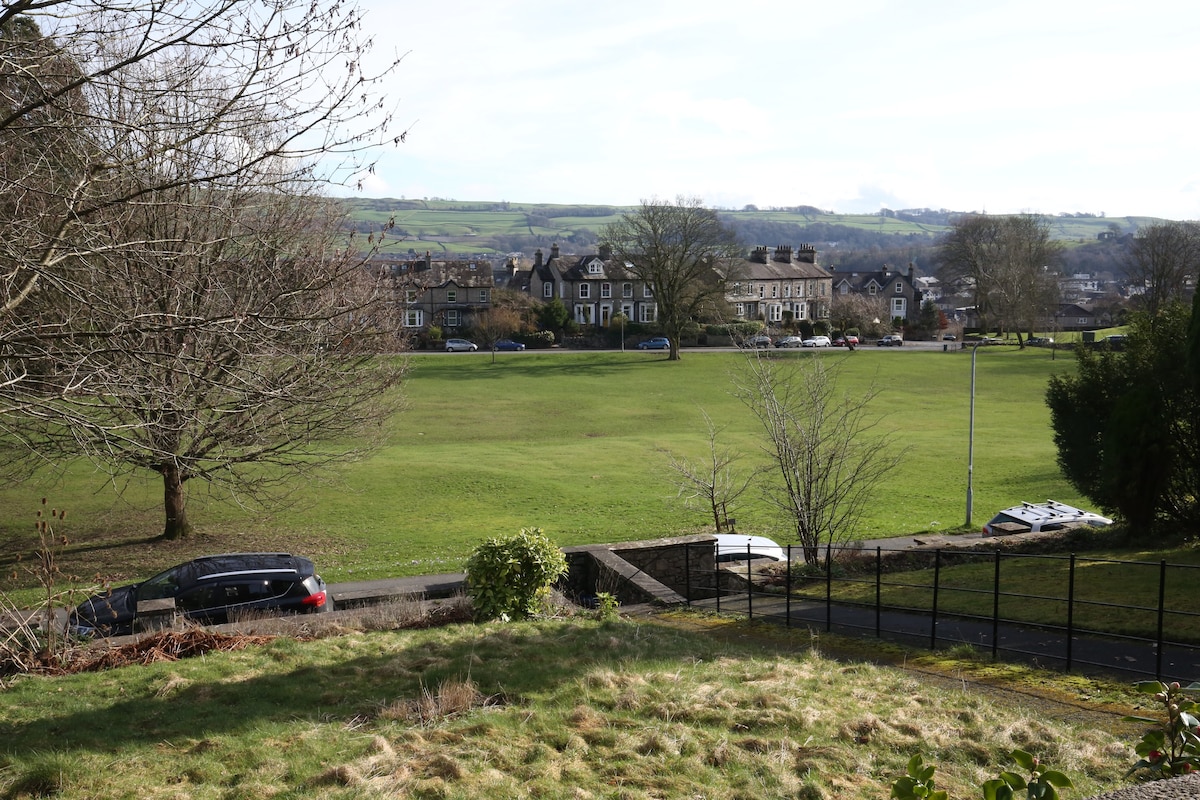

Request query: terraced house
[
  {"left": 377, "top": 252, "right": 494, "bottom": 334},
  {"left": 725, "top": 245, "right": 833, "bottom": 324},
  {"left": 515, "top": 243, "right": 659, "bottom": 328}
]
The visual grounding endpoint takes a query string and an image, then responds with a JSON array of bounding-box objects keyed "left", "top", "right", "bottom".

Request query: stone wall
[{"left": 562, "top": 534, "right": 715, "bottom": 606}]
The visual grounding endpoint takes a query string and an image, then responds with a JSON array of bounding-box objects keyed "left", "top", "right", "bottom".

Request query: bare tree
[
  {"left": 733, "top": 354, "right": 902, "bottom": 563},
  {"left": 473, "top": 306, "right": 522, "bottom": 363},
  {"left": 937, "top": 214, "right": 1060, "bottom": 342},
  {"left": 1126, "top": 221, "right": 1200, "bottom": 314},
  {"left": 666, "top": 411, "right": 755, "bottom": 533},
  {"left": 601, "top": 196, "right": 742, "bottom": 361},
  {"left": 2, "top": 0, "right": 404, "bottom": 401},
  {"left": 0, "top": 0, "right": 409, "bottom": 538}
]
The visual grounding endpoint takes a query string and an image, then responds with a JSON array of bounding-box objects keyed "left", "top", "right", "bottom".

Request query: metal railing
[{"left": 683, "top": 541, "right": 1200, "bottom": 683}]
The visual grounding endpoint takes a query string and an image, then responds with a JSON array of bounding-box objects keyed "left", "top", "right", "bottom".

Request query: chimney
[
  {"left": 796, "top": 244, "right": 817, "bottom": 264},
  {"left": 534, "top": 249, "right": 543, "bottom": 268},
  {"left": 773, "top": 245, "right": 792, "bottom": 263},
  {"left": 599, "top": 243, "right": 612, "bottom": 261},
  {"left": 550, "top": 243, "right": 560, "bottom": 260},
  {"left": 751, "top": 246, "right": 769, "bottom": 264},
  {"left": 425, "top": 251, "right": 432, "bottom": 271},
  {"left": 908, "top": 261, "right": 915, "bottom": 282}
]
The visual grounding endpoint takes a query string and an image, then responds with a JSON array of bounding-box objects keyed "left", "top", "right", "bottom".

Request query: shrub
[{"left": 465, "top": 528, "right": 568, "bottom": 622}]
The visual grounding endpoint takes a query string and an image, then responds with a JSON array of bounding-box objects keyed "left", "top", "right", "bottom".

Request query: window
[
  {"left": 622, "top": 282, "right": 633, "bottom": 298},
  {"left": 601, "top": 283, "right": 611, "bottom": 299},
  {"left": 735, "top": 303, "right": 745, "bottom": 318},
  {"left": 795, "top": 302, "right": 807, "bottom": 319},
  {"left": 579, "top": 283, "right": 590, "bottom": 299},
  {"left": 446, "top": 289, "right": 457, "bottom": 303},
  {"left": 895, "top": 282, "right": 904, "bottom": 293},
  {"left": 588, "top": 261, "right": 602, "bottom": 274},
  {"left": 868, "top": 284, "right": 878, "bottom": 296},
  {"left": 543, "top": 282, "right": 553, "bottom": 298},
  {"left": 784, "top": 284, "right": 791, "bottom": 298},
  {"left": 403, "top": 310, "right": 423, "bottom": 327},
  {"left": 445, "top": 310, "right": 460, "bottom": 327},
  {"left": 758, "top": 285, "right": 765, "bottom": 298},
  {"left": 479, "top": 289, "right": 489, "bottom": 303},
  {"left": 771, "top": 284, "right": 778, "bottom": 298},
  {"left": 404, "top": 289, "right": 418, "bottom": 303},
  {"left": 891, "top": 298, "right": 906, "bottom": 316},
  {"left": 769, "top": 304, "right": 783, "bottom": 322},
  {"left": 640, "top": 304, "right": 656, "bottom": 323},
  {"left": 643, "top": 285, "right": 654, "bottom": 298}
]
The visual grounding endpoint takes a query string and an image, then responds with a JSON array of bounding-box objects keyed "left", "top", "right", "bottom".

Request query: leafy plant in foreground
[
  {"left": 1124, "top": 680, "right": 1200, "bottom": 780},
  {"left": 891, "top": 750, "right": 1073, "bottom": 800},
  {"left": 465, "top": 528, "right": 568, "bottom": 622}
]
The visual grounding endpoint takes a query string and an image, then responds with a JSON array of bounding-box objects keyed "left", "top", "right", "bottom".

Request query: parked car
[
  {"left": 1099, "top": 334, "right": 1128, "bottom": 349},
  {"left": 982, "top": 501, "right": 1112, "bottom": 537},
  {"left": 71, "top": 553, "right": 332, "bottom": 636},
  {"left": 833, "top": 335, "right": 860, "bottom": 347},
  {"left": 942, "top": 333, "right": 957, "bottom": 341},
  {"left": 744, "top": 335, "right": 773, "bottom": 348},
  {"left": 445, "top": 338, "right": 478, "bottom": 352},
  {"left": 714, "top": 534, "right": 786, "bottom": 563},
  {"left": 1027, "top": 336, "right": 1054, "bottom": 347},
  {"left": 876, "top": 334, "right": 904, "bottom": 347},
  {"left": 493, "top": 339, "right": 525, "bottom": 351},
  {"left": 774, "top": 335, "right": 804, "bottom": 348},
  {"left": 636, "top": 337, "right": 671, "bottom": 350},
  {"left": 802, "top": 335, "right": 832, "bottom": 348}
]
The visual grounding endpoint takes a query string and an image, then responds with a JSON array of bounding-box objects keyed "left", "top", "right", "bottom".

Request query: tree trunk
[{"left": 161, "top": 464, "right": 193, "bottom": 540}]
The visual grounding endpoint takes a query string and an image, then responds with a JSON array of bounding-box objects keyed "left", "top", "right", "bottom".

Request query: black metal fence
[{"left": 683, "top": 542, "right": 1200, "bottom": 684}]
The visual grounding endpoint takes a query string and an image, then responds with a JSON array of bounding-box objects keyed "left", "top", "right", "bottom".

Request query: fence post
[
  {"left": 1065, "top": 554, "right": 1076, "bottom": 672},
  {"left": 746, "top": 542, "right": 753, "bottom": 621},
  {"left": 931, "top": 550, "right": 941, "bottom": 650},
  {"left": 785, "top": 544, "right": 792, "bottom": 628},
  {"left": 714, "top": 544, "right": 721, "bottom": 614},
  {"left": 825, "top": 542, "right": 833, "bottom": 632},
  {"left": 992, "top": 551, "right": 1001, "bottom": 659},
  {"left": 875, "top": 546, "right": 882, "bottom": 638},
  {"left": 685, "top": 542, "right": 692, "bottom": 606},
  {"left": 1156, "top": 560, "right": 1167, "bottom": 680}
]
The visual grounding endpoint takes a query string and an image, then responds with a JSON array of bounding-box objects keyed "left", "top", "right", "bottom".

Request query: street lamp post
[{"left": 965, "top": 340, "right": 982, "bottom": 527}]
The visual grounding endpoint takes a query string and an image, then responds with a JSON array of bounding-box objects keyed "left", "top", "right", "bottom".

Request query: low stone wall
[{"left": 562, "top": 534, "right": 715, "bottom": 607}]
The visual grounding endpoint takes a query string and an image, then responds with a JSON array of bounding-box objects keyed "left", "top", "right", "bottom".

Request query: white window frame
[
  {"left": 622, "top": 282, "right": 633, "bottom": 298},
  {"left": 479, "top": 289, "right": 489, "bottom": 303},
  {"left": 446, "top": 289, "right": 457, "bottom": 303},
  {"left": 543, "top": 282, "right": 553, "bottom": 298},
  {"left": 639, "top": 304, "right": 657, "bottom": 323},
  {"left": 445, "top": 309, "right": 460, "bottom": 327},
  {"left": 579, "top": 283, "right": 590, "bottom": 299},
  {"left": 403, "top": 309, "right": 423, "bottom": 327},
  {"left": 643, "top": 284, "right": 654, "bottom": 298},
  {"left": 601, "top": 283, "right": 611, "bottom": 299}
]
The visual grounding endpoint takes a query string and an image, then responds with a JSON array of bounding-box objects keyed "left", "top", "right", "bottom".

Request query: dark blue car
[
  {"left": 636, "top": 337, "right": 670, "bottom": 350},
  {"left": 493, "top": 339, "right": 526, "bottom": 351}
]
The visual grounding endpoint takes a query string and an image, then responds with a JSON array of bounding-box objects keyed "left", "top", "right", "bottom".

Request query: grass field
[
  {"left": 0, "top": 613, "right": 1138, "bottom": 799},
  {"left": 0, "top": 347, "right": 1095, "bottom": 592}
]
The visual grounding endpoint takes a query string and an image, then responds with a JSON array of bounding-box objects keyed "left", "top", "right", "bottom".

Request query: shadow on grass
[{"left": 0, "top": 618, "right": 757, "bottom": 756}]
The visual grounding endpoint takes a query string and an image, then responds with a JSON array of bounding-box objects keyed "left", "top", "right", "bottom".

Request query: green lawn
[{"left": 0, "top": 347, "right": 1096, "bottom": 591}]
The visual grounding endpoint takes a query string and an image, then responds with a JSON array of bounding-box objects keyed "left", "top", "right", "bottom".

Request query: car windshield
[{"left": 137, "top": 565, "right": 185, "bottom": 600}]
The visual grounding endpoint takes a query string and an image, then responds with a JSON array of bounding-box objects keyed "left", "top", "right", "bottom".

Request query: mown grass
[
  {"left": 0, "top": 348, "right": 1095, "bottom": 596},
  {"left": 0, "top": 614, "right": 1137, "bottom": 799}
]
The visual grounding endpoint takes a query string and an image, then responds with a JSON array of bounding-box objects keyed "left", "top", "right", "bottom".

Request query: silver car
[{"left": 445, "top": 338, "right": 478, "bottom": 352}]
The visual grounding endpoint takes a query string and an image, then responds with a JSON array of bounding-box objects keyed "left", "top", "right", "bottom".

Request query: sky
[{"left": 340, "top": 1, "right": 1200, "bottom": 220}]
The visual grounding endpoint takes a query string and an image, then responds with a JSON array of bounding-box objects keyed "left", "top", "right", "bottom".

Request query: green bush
[{"left": 465, "top": 528, "right": 568, "bottom": 622}]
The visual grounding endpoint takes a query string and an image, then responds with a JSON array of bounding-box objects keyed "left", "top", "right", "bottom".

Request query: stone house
[
  {"left": 725, "top": 245, "right": 833, "bottom": 324},
  {"left": 377, "top": 252, "right": 494, "bottom": 334},
  {"left": 831, "top": 264, "right": 923, "bottom": 326},
  {"left": 512, "top": 243, "right": 659, "bottom": 329}
]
